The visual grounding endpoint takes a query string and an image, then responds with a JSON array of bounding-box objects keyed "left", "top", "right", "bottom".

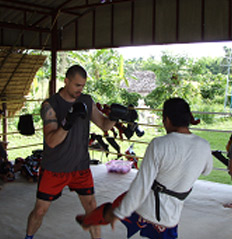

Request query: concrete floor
[{"left": 0, "top": 164, "right": 232, "bottom": 239}]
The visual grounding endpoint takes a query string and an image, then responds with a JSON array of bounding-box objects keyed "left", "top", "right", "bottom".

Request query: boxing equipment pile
[{"left": 89, "top": 103, "right": 144, "bottom": 168}]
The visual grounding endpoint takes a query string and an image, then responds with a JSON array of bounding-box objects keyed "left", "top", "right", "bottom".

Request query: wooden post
[
  {"left": 2, "top": 102, "right": 7, "bottom": 150},
  {"left": 50, "top": 49, "right": 57, "bottom": 96},
  {"left": 49, "top": 14, "right": 58, "bottom": 97}
]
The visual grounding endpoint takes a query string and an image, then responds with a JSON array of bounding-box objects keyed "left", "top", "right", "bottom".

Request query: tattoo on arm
[
  {"left": 43, "top": 119, "right": 58, "bottom": 126},
  {"left": 41, "top": 103, "right": 52, "bottom": 120},
  {"left": 40, "top": 103, "right": 57, "bottom": 126}
]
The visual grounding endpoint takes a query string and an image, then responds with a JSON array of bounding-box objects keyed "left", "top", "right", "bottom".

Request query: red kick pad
[{"left": 75, "top": 192, "right": 127, "bottom": 227}]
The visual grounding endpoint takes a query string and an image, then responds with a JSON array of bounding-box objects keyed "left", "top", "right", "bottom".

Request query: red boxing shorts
[{"left": 37, "top": 168, "right": 94, "bottom": 201}]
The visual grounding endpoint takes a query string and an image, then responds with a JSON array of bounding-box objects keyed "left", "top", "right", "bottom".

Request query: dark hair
[
  {"left": 65, "top": 65, "right": 87, "bottom": 80},
  {"left": 163, "top": 98, "right": 191, "bottom": 127}
]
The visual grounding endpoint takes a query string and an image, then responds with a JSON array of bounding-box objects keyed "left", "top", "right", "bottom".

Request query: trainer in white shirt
[
  {"left": 114, "top": 132, "right": 212, "bottom": 227},
  {"left": 105, "top": 97, "right": 213, "bottom": 229}
]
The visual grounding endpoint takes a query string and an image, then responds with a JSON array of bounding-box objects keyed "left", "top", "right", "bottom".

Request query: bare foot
[{"left": 223, "top": 203, "right": 232, "bottom": 208}]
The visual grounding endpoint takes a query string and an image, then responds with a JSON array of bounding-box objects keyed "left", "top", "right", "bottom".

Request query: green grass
[
  {"left": 90, "top": 117, "right": 232, "bottom": 185},
  {"left": 191, "top": 119, "right": 232, "bottom": 185},
  {"left": 6, "top": 117, "right": 43, "bottom": 161},
  {"left": 5, "top": 115, "right": 232, "bottom": 185}
]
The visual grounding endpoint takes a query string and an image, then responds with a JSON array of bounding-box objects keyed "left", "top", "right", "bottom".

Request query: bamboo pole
[
  {"left": 89, "top": 148, "right": 144, "bottom": 159},
  {"left": 0, "top": 128, "right": 42, "bottom": 136},
  {"left": 7, "top": 143, "right": 43, "bottom": 150}
]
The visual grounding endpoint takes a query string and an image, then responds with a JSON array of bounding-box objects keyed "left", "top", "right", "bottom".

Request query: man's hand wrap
[
  {"left": 109, "top": 103, "right": 138, "bottom": 122},
  {"left": 62, "top": 102, "right": 87, "bottom": 130}
]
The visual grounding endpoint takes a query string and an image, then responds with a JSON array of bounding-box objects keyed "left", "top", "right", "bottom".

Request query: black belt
[{"left": 151, "top": 180, "right": 192, "bottom": 221}]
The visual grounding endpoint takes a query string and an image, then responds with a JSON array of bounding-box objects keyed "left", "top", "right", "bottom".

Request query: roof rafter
[
  {"left": 54, "top": 0, "right": 82, "bottom": 18},
  {"left": 0, "top": 3, "right": 52, "bottom": 15},
  {"left": 0, "top": 0, "right": 53, "bottom": 11},
  {"left": 31, "top": 15, "right": 50, "bottom": 28},
  {"left": 0, "top": 21, "right": 50, "bottom": 33},
  {"left": 61, "top": 7, "right": 94, "bottom": 31},
  {"left": 56, "top": 0, "right": 74, "bottom": 11},
  {"left": 63, "top": 0, "right": 134, "bottom": 11},
  {"left": 60, "top": 0, "right": 135, "bottom": 33}
]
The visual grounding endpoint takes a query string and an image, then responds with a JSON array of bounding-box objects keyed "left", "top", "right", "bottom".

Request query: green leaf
[{"left": 119, "top": 55, "right": 124, "bottom": 78}]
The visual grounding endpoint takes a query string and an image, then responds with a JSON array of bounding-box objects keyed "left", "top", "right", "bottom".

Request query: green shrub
[
  {"left": 193, "top": 103, "right": 225, "bottom": 124},
  {"left": 120, "top": 89, "right": 141, "bottom": 106}
]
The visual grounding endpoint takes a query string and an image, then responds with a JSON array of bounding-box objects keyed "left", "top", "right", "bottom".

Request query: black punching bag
[{"left": 18, "top": 114, "right": 35, "bottom": 136}]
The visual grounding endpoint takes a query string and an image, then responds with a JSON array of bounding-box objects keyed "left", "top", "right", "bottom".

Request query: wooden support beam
[
  {"left": 0, "top": 21, "right": 50, "bottom": 33},
  {"left": 63, "top": 0, "right": 134, "bottom": 11},
  {"left": 49, "top": 14, "right": 58, "bottom": 96},
  {"left": 2, "top": 102, "right": 7, "bottom": 150}
]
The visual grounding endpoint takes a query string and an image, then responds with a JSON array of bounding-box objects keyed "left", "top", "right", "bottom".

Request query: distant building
[
  {"left": 120, "top": 71, "right": 156, "bottom": 96},
  {"left": 121, "top": 71, "right": 157, "bottom": 124}
]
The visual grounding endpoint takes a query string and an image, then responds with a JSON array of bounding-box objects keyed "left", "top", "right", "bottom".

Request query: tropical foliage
[{"left": 27, "top": 47, "right": 231, "bottom": 125}]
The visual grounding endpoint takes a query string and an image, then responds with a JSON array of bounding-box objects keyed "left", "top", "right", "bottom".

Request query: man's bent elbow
[
  {"left": 44, "top": 137, "right": 59, "bottom": 149},
  {"left": 45, "top": 140, "right": 56, "bottom": 149},
  {"left": 101, "top": 123, "right": 114, "bottom": 132}
]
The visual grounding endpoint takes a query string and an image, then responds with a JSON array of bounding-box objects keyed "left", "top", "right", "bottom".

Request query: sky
[{"left": 116, "top": 41, "right": 232, "bottom": 60}]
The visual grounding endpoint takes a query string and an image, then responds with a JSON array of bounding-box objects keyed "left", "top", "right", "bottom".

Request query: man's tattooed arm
[
  {"left": 40, "top": 102, "right": 68, "bottom": 148},
  {"left": 40, "top": 102, "right": 58, "bottom": 126}
]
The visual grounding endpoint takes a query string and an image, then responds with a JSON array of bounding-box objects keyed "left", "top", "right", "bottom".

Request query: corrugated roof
[{"left": 0, "top": 0, "right": 231, "bottom": 51}]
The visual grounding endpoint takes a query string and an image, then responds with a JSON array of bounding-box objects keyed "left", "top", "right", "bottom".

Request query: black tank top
[{"left": 41, "top": 92, "right": 93, "bottom": 172}]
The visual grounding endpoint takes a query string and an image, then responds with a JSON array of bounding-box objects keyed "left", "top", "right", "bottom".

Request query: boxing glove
[
  {"left": 72, "top": 102, "right": 88, "bottom": 119},
  {"left": 109, "top": 103, "right": 138, "bottom": 122},
  {"left": 123, "top": 122, "right": 144, "bottom": 139},
  {"left": 61, "top": 102, "right": 88, "bottom": 130}
]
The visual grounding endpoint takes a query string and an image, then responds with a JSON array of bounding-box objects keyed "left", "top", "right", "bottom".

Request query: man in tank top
[{"left": 24, "top": 65, "right": 116, "bottom": 239}]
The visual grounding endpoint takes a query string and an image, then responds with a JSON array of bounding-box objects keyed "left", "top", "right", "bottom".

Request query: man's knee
[
  {"left": 80, "top": 195, "right": 97, "bottom": 213},
  {"left": 32, "top": 200, "right": 50, "bottom": 218},
  {"left": 33, "top": 206, "right": 48, "bottom": 218},
  {"left": 86, "top": 196, "right": 97, "bottom": 210},
  {"left": 89, "top": 197, "right": 97, "bottom": 209}
]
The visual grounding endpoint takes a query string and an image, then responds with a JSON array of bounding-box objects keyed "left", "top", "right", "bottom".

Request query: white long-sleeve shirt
[{"left": 114, "top": 132, "right": 213, "bottom": 227}]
